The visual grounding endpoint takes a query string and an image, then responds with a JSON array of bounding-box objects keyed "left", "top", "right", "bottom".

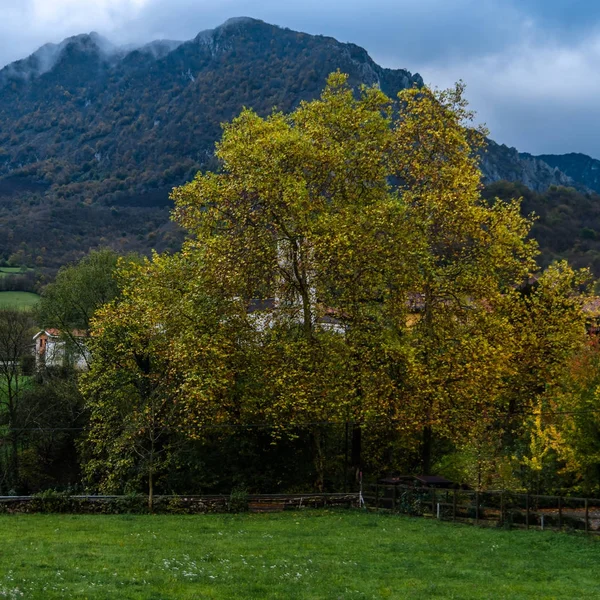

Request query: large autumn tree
[
  {"left": 82, "top": 73, "right": 590, "bottom": 493},
  {"left": 170, "top": 74, "right": 555, "bottom": 476}
]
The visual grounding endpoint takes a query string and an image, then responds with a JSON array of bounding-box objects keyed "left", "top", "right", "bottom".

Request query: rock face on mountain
[
  {"left": 528, "top": 153, "right": 600, "bottom": 194},
  {"left": 480, "top": 141, "right": 579, "bottom": 192}
]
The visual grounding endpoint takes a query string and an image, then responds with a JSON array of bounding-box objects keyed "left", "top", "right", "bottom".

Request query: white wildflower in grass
[{"left": 0, "top": 588, "right": 24, "bottom": 599}]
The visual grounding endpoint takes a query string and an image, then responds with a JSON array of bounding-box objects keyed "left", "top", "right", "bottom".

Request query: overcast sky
[{"left": 1, "top": 0, "right": 598, "bottom": 157}]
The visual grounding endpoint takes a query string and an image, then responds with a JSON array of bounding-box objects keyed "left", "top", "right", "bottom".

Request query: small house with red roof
[{"left": 33, "top": 328, "right": 89, "bottom": 370}]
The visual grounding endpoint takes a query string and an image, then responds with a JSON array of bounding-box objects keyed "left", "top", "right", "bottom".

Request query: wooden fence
[
  {"left": 364, "top": 484, "right": 600, "bottom": 535},
  {"left": 0, "top": 492, "right": 360, "bottom": 514},
  {"left": 1, "top": 486, "right": 597, "bottom": 534}
]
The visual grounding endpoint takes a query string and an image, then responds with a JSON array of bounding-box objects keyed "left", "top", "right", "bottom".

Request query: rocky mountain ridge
[
  {"left": 524, "top": 152, "right": 600, "bottom": 194},
  {"left": 482, "top": 140, "right": 582, "bottom": 192}
]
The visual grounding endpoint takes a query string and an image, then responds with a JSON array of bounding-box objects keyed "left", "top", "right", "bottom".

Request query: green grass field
[
  {"left": 0, "top": 291, "right": 40, "bottom": 309},
  {"left": 0, "top": 511, "right": 597, "bottom": 599},
  {"left": 0, "top": 267, "right": 32, "bottom": 279}
]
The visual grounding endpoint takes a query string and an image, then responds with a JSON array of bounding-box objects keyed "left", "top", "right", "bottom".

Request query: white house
[
  {"left": 246, "top": 298, "right": 346, "bottom": 334},
  {"left": 33, "top": 328, "right": 89, "bottom": 370}
]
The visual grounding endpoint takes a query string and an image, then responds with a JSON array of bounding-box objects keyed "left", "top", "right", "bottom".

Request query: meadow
[
  {"left": 0, "top": 268, "right": 27, "bottom": 276},
  {"left": 0, "top": 510, "right": 598, "bottom": 599},
  {"left": 0, "top": 291, "right": 40, "bottom": 309}
]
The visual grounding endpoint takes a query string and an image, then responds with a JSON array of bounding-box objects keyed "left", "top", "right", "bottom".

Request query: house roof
[
  {"left": 32, "top": 328, "right": 87, "bottom": 340},
  {"left": 316, "top": 314, "right": 343, "bottom": 326}
]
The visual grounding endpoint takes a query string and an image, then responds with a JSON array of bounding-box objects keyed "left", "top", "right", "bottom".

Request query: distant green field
[
  {"left": 0, "top": 291, "right": 40, "bottom": 308},
  {"left": 0, "top": 376, "right": 31, "bottom": 399},
  {"left": 0, "top": 266, "right": 32, "bottom": 278}
]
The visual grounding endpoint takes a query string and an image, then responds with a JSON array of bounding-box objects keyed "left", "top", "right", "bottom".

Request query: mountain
[
  {"left": 0, "top": 17, "right": 423, "bottom": 269},
  {"left": 0, "top": 16, "right": 596, "bottom": 274}
]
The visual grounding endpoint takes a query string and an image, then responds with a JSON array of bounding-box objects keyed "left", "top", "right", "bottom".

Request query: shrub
[{"left": 228, "top": 488, "right": 249, "bottom": 513}]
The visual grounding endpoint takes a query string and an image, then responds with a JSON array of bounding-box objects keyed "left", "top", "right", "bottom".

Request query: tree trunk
[
  {"left": 344, "top": 422, "right": 349, "bottom": 492},
  {"left": 7, "top": 396, "right": 18, "bottom": 491},
  {"left": 148, "top": 466, "right": 154, "bottom": 513},
  {"left": 313, "top": 428, "right": 325, "bottom": 492},
  {"left": 148, "top": 440, "right": 155, "bottom": 513},
  {"left": 421, "top": 425, "right": 432, "bottom": 475},
  {"left": 10, "top": 433, "right": 18, "bottom": 491},
  {"left": 351, "top": 424, "right": 362, "bottom": 484}
]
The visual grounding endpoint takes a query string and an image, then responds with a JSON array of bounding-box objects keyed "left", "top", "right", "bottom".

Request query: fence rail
[
  {"left": 0, "top": 492, "right": 360, "bottom": 514},
  {"left": 364, "top": 484, "right": 600, "bottom": 535}
]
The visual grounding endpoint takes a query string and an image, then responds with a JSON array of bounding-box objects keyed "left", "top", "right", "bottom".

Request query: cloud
[
  {"left": 0, "top": 0, "right": 149, "bottom": 65},
  {"left": 423, "top": 27, "right": 600, "bottom": 156},
  {"left": 110, "top": 0, "right": 529, "bottom": 66},
  {"left": 0, "top": 0, "right": 534, "bottom": 66}
]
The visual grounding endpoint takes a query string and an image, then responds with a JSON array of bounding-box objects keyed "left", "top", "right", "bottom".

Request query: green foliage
[
  {"left": 0, "top": 308, "right": 36, "bottom": 492},
  {"left": 483, "top": 180, "right": 600, "bottom": 275},
  {"left": 228, "top": 487, "right": 249, "bottom": 513},
  {"left": 37, "top": 248, "right": 123, "bottom": 331},
  {"left": 80, "top": 251, "right": 244, "bottom": 506},
  {"left": 16, "top": 370, "right": 85, "bottom": 494},
  {"left": 30, "top": 489, "right": 74, "bottom": 513}
]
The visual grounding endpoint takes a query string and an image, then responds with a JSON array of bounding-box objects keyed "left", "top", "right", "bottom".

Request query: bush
[
  {"left": 228, "top": 488, "right": 249, "bottom": 513},
  {"left": 115, "top": 492, "right": 146, "bottom": 514},
  {"left": 30, "top": 489, "right": 73, "bottom": 513}
]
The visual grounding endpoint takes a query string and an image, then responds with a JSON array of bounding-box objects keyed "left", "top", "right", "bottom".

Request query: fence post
[
  {"left": 431, "top": 489, "right": 436, "bottom": 517},
  {"left": 558, "top": 496, "right": 562, "bottom": 531},
  {"left": 453, "top": 489, "right": 457, "bottom": 521},
  {"left": 585, "top": 499, "right": 589, "bottom": 535},
  {"left": 375, "top": 484, "right": 379, "bottom": 509},
  {"left": 475, "top": 491, "right": 480, "bottom": 525},
  {"left": 393, "top": 485, "right": 397, "bottom": 512},
  {"left": 500, "top": 491, "right": 504, "bottom": 527},
  {"left": 526, "top": 494, "right": 530, "bottom": 530}
]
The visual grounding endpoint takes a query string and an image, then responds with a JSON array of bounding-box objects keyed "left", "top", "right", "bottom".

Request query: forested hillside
[
  {"left": 483, "top": 181, "right": 600, "bottom": 274},
  {"left": 0, "top": 18, "right": 422, "bottom": 268}
]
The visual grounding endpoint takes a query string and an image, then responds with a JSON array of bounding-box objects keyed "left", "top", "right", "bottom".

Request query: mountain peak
[
  {"left": 193, "top": 16, "right": 272, "bottom": 45},
  {"left": 0, "top": 31, "right": 116, "bottom": 86},
  {"left": 219, "top": 16, "right": 264, "bottom": 29}
]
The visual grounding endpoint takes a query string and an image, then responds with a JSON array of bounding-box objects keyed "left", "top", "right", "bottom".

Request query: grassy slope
[
  {"left": 0, "top": 291, "right": 39, "bottom": 308},
  {"left": 0, "top": 511, "right": 597, "bottom": 599},
  {"left": 0, "top": 267, "right": 31, "bottom": 275}
]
